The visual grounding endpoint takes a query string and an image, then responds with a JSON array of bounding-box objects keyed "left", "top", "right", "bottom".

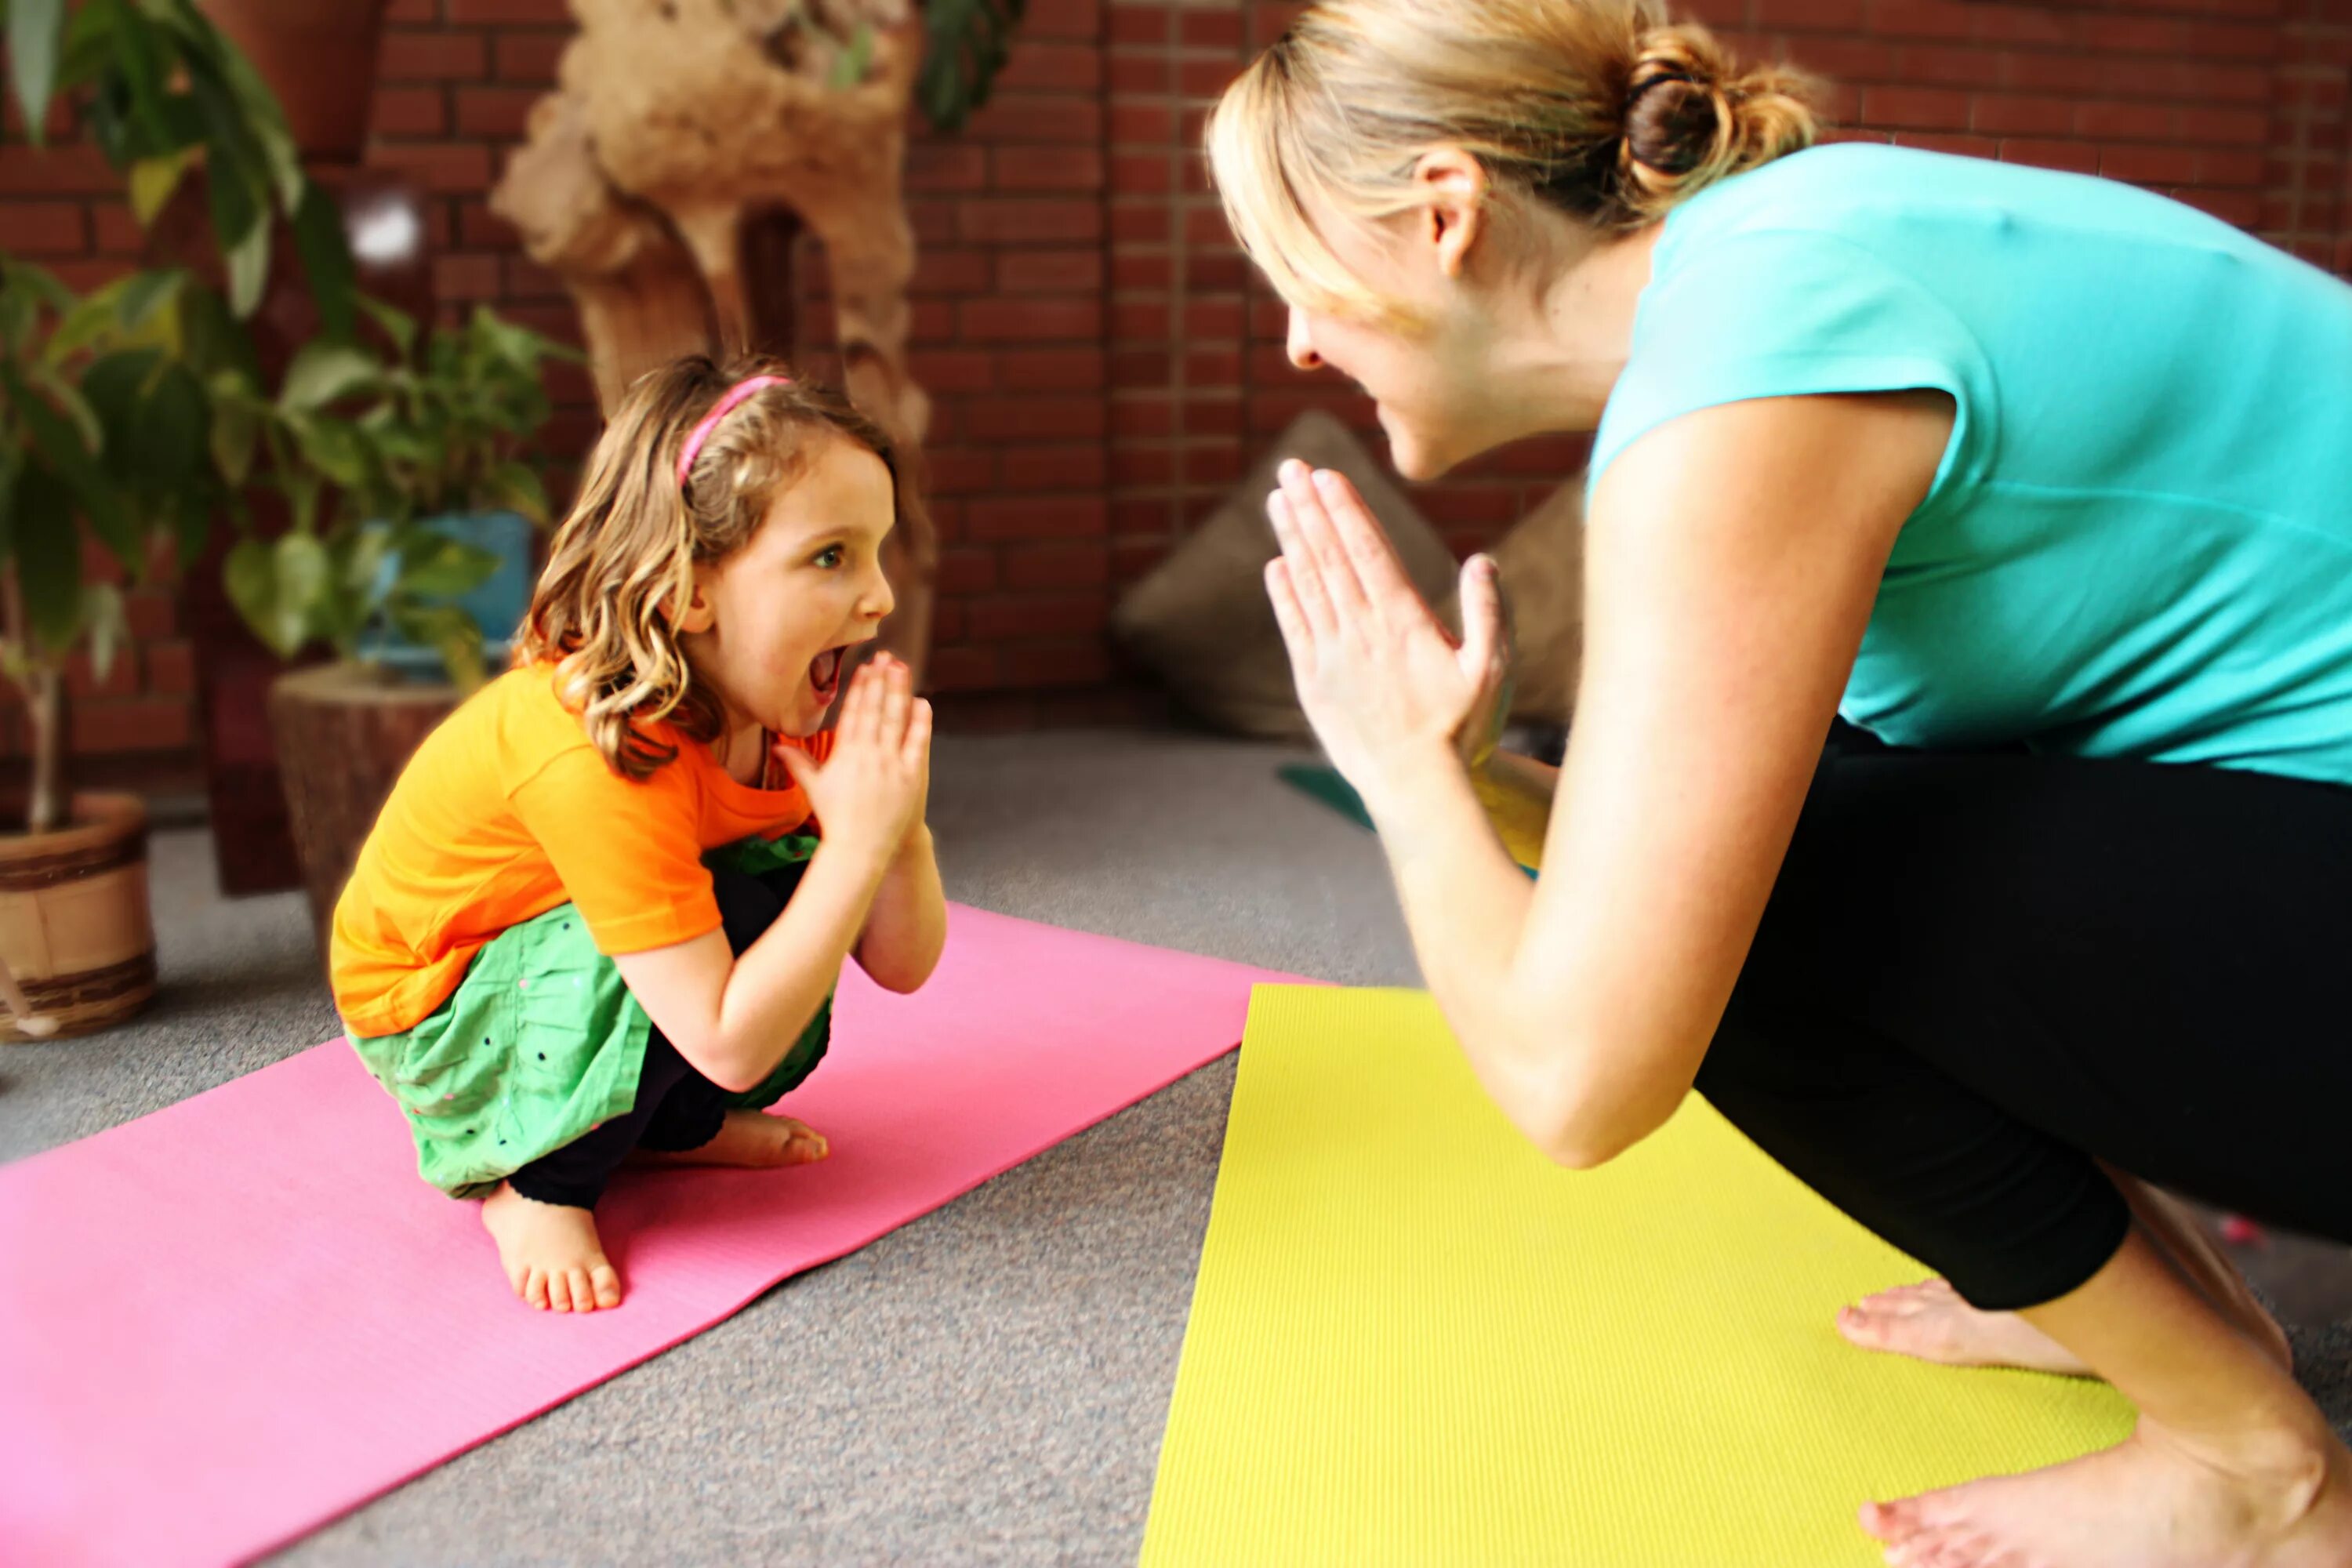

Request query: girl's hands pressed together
[
  {"left": 775, "top": 652, "right": 932, "bottom": 869},
  {"left": 1263, "top": 459, "right": 1513, "bottom": 819}
]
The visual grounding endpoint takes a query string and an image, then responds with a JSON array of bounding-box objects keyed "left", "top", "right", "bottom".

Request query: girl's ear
[{"left": 670, "top": 565, "right": 719, "bottom": 634}]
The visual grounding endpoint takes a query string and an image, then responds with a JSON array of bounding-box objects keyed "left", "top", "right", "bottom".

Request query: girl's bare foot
[
  {"left": 631, "top": 1109, "right": 829, "bottom": 1170},
  {"left": 481, "top": 1181, "right": 622, "bottom": 1312},
  {"left": 1864, "top": 1416, "right": 2352, "bottom": 1567},
  {"left": 1838, "top": 1276, "right": 2293, "bottom": 1378}
]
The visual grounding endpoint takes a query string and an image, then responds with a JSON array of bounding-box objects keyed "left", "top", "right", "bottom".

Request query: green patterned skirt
[{"left": 347, "top": 834, "right": 832, "bottom": 1198}]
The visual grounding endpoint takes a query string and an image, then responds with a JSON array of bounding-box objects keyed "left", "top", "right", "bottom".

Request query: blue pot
[{"left": 358, "top": 509, "right": 535, "bottom": 680}]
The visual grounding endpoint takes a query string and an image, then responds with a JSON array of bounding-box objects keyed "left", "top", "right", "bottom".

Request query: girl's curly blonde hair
[{"left": 515, "top": 353, "right": 923, "bottom": 780}]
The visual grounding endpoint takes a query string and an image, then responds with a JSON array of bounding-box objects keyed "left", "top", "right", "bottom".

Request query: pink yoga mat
[{"left": 0, "top": 906, "right": 1296, "bottom": 1568}]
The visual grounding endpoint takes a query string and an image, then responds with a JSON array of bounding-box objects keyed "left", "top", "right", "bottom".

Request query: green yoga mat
[{"left": 1143, "top": 985, "right": 2133, "bottom": 1566}]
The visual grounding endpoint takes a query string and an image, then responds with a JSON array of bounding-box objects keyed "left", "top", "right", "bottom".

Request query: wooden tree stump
[
  {"left": 267, "top": 664, "right": 459, "bottom": 959},
  {"left": 491, "top": 0, "right": 936, "bottom": 681}
]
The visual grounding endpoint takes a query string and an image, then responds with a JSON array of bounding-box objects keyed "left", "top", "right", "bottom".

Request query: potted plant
[
  {"left": 207, "top": 303, "right": 573, "bottom": 946},
  {"left": 2, "top": 0, "right": 358, "bottom": 1039}
]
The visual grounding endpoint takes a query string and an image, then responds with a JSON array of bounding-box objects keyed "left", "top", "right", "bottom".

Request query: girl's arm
[
  {"left": 1268, "top": 391, "right": 1948, "bottom": 1167},
  {"left": 613, "top": 658, "right": 931, "bottom": 1094},
  {"left": 854, "top": 823, "right": 946, "bottom": 993}
]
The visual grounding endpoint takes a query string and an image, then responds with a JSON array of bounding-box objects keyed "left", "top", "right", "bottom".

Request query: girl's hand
[
  {"left": 774, "top": 653, "right": 932, "bottom": 870},
  {"left": 1263, "top": 460, "right": 1511, "bottom": 814}
]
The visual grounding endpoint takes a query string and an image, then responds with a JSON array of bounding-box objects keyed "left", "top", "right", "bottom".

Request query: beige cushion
[
  {"left": 1111, "top": 410, "right": 1459, "bottom": 739},
  {"left": 1440, "top": 478, "right": 1585, "bottom": 724}
]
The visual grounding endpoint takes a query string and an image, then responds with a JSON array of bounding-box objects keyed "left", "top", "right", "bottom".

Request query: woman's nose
[{"left": 1287, "top": 308, "right": 1323, "bottom": 371}]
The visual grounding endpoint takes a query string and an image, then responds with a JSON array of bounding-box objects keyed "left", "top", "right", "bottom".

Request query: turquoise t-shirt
[{"left": 1592, "top": 143, "right": 2352, "bottom": 786}]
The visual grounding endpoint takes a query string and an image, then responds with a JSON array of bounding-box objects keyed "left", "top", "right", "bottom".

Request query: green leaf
[
  {"left": 11, "top": 464, "right": 83, "bottom": 653},
  {"left": 486, "top": 460, "right": 550, "bottom": 526},
  {"left": 128, "top": 144, "right": 204, "bottom": 227},
  {"left": 1, "top": 361, "right": 129, "bottom": 554},
  {"left": 291, "top": 183, "right": 358, "bottom": 342},
  {"left": 358, "top": 296, "right": 418, "bottom": 360},
  {"left": 828, "top": 21, "right": 876, "bottom": 89},
  {"left": 223, "top": 530, "right": 328, "bottom": 658},
  {"left": 80, "top": 581, "right": 127, "bottom": 684},
  {"left": 279, "top": 341, "right": 380, "bottom": 413},
  {"left": 222, "top": 209, "right": 270, "bottom": 318},
  {"left": 297, "top": 415, "right": 374, "bottom": 491},
  {"left": 386, "top": 600, "right": 484, "bottom": 691},
  {"left": 208, "top": 382, "right": 259, "bottom": 488},
  {"left": 23, "top": 359, "right": 101, "bottom": 450},
  {"left": 6, "top": 0, "right": 64, "bottom": 147},
  {"left": 98, "top": 0, "right": 176, "bottom": 151},
  {"left": 393, "top": 531, "right": 498, "bottom": 599}
]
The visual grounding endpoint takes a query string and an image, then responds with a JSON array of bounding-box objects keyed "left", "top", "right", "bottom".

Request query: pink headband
[{"left": 676, "top": 374, "right": 789, "bottom": 487}]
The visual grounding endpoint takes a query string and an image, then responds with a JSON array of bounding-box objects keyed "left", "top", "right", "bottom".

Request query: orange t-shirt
[{"left": 330, "top": 663, "right": 834, "bottom": 1037}]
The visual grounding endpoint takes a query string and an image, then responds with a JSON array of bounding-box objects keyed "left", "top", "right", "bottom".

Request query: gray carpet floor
[{"left": 5, "top": 728, "right": 2350, "bottom": 1566}]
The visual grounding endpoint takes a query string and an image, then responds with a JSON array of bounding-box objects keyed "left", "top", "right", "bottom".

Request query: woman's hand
[
  {"left": 1263, "top": 459, "right": 1511, "bottom": 817},
  {"left": 775, "top": 652, "right": 932, "bottom": 870}
]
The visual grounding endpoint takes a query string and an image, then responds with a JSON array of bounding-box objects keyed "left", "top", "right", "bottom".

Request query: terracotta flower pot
[
  {"left": 200, "top": 0, "right": 394, "bottom": 165},
  {"left": 0, "top": 793, "right": 158, "bottom": 1043}
]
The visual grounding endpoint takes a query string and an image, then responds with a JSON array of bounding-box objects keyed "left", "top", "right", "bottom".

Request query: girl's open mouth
[{"left": 809, "top": 645, "right": 845, "bottom": 705}]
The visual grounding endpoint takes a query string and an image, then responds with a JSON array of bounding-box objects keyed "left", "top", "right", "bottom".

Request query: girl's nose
[
  {"left": 1287, "top": 307, "right": 1323, "bottom": 371},
  {"left": 865, "top": 566, "right": 897, "bottom": 625}
]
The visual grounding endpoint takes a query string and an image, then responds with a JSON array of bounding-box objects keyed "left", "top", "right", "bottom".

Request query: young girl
[{"left": 331, "top": 354, "right": 946, "bottom": 1315}]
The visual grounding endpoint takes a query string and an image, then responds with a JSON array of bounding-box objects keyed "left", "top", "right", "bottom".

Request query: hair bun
[{"left": 1615, "top": 24, "right": 1822, "bottom": 220}]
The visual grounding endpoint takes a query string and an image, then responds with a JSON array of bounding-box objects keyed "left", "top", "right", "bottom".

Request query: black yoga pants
[
  {"left": 508, "top": 865, "right": 799, "bottom": 1210},
  {"left": 1693, "top": 726, "right": 2352, "bottom": 1312}
]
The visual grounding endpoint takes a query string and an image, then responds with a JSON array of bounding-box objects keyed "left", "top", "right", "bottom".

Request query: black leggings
[
  {"left": 509, "top": 866, "right": 798, "bottom": 1210},
  {"left": 1696, "top": 726, "right": 2352, "bottom": 1312}
]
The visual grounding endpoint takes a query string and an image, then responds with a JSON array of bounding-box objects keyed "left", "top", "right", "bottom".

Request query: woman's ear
[{"left": 1414, "top": 147, "right": 1490, "bottom": 281}]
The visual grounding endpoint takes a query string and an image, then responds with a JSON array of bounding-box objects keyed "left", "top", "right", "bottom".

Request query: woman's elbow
[{"left": 1518, "top": 1076, "right": 1664, "bottom": 1172}]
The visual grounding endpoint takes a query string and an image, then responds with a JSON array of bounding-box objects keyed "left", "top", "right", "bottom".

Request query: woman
[{"left": 1208, "top": 1, "right": 2352, "bottom": 1563}]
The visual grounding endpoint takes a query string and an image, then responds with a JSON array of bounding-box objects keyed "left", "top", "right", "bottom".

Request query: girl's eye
[{"left": 814, "top": 546, "right": 844, "bottom": 569}]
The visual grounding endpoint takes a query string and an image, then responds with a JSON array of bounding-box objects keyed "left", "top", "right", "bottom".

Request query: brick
[
  {"left": 913, "top": 247, "right": 993, "bottom": 296},
  {"left": 969, "top": 495, "right": 1109, "bottom": 541},
  {"left": 1971, "top": 93, "right": 2082, "bottom": 137},
  {"left": 936, "top": 548, "right": 1000, "bottom": 596},
  {"left": 996, "top": 249, "right": 1105, "bottom": 293},
  {"left": 384, "top": 0, "right": 437, "bottom": 22},
  {"left": 999, "top": 42, "right": 1103, "bottom": 93},
  {"left": 1755, "top": 0, "right": 1865, "bottom": 28},
  {"left": 2076, "top": 102, "right": 2176, "bottom": 141},
  {"left": 1112, "top": 347, "right": 1173, "bottom": 387},
  {"left": 2177, "top": 107, "right": 2271, "bottom": 145},
  {"left": 502, "top": 256, "right": 567, "bottom": 299},
  {"left": 968, "top": 592, "right": 1108, "bottom": 641},
  {"left": 1866, "top": 0, "right": 1973, "bottom": 40},
  {"left": 930, "top": 601, "right": 967, "bottom": 644},
  {"left": 960, "top": 198, "right": 1102, "bottom": 244},
  {"left": 924, "top": 644, "right": 1002, "bottom": 694},
  {"left": 967, "top": 93, "right": 1103, "bottom": 143},
  {"left": 4, "top": 201, "right": 86, "bottom": 256},
  {"left": 379, "top": 31, "right": 485, "bottom": 81},
  {"left": 144, "top": 641, "right": 194, "bottom": 698},
  {"left": 908, "top": 348, "right": 996, "bottom": 392},
  {"left": 1112, "top": 299, "right": 1171, "bottom": 341},
  {"left": 90, "top": 207, "right": 143, "bottom": 256},
  {"left": 1111, "top": 202, "right": 1174, "bottom": 245},
  {"left": 1784, "top": 35, "right": 1896, "bottom": 80},
  {"left": 2177, "top": 187, "right": 2264, "bottom": 225},
  {"left": 1109, "top": 5, "right": 1170, "bottom": 47},
  {"left": 1969, "top": 5, "right": 2074, "bottom": 47},
  {"left": 1002, "top": 445, "right": 1109, "bottom": 489},
  {"left": 1004, "top": 543, "right": 1110, "bottom": 590},
  {"left": 1860, "top": 86, "right": 1972, "bottom": 130},
  {"left": 997, "top": 347, "right": 1108, "bottom": 390},
  {"left": 1184, "top": 348, "right": 1243, "bottom": 385},
  {"left": 1111, "top": 445, "right": 1175, "bottom": 487},
  {"left": 64, "top": 649, "right": 140, "bottom": 702},
  {"left": 1110, "top": 104, "right": 1178, "bottom": 146},
  {"left": 1182, "top": 299, "right": 1245, "bottom": 338},
  {"left": 2187, "top": 22, "right": 2281, "bottom": 61},
  {"left": 1183, "top": 394, "right": 1247, "bottom": 437},
  {"left": 965, "top": 396, "right": 1109, "bottom": 441},
  {"left": 434, "top": 253, "right": 503, "bottom": 300},
  {"left": 1179, "top": 57, "right": 1241, "bottom": 96},
  {"left": 0, "top": 143, "right": 114, "bottom": 194},
  {"left": 912, "top": 297, "right": 958, "bottom": 343},
  {"left": 1110, "top": 394, "right": 1174, "bottom": 437},
  {"left": 1999, "top": 139, "right": 2101, "bottom": 175},
  {"left": 1251, "top": 5, "right": 1309, "bottom": 49},
  {"left": 1003, "top": 637, "right": 1112, "bottom": 688},
  {"left": 959, "top": 297, "right": 1102, "bottom": 341},
  {"left": 1026, "top": 0, "right": 1102, "bottom": 41},
  {"left": 124, "top": 589, "right": 176, "bottom": 641},
  {"left": 1112, "top": 252, "right": 1174, "bottom": 291},
  {"left": 2083, "top": 16, "right": 2188, "bottom": 55},
  {"left": 372, "top": 143, "right": 494, "bottom": 193},
  {"left": 1181, "top": 9, "right": 1243, "bottom": 49},
  {"left": 992, "top": 148, "right": 1105, "bottom": 192},
  {"left": 446, "top": 0, "right": 569, "bottom": 20},
  {"left": 1893, "top": 45, "right": 2003, "bottom": 89},
  {"left": 1111, "top": 153, "right": 1173, "bottom": 195},
  {"left": 371, "top": 85, "right": 448, "bottom": 137},
  {"left": 2194, "top": 150, "right": 2269, "bottom": 186},
  {"left": 1892, "top": 132, "right": 1999, "bottom": 158},
  {"left": 1190, "top": 250, "right": 1250, "bottom": 291},
  {"left": 1109, "top": 53, "right": 1171, "bottom": 94},
  {"left": 456, "top": 85, "right": 543, "bottom": 139},
  {"left": 2101, "top": 145, "right": 2199, "bottom": 183},
  {"left": 909, "top": 144, "right": 990, "bottom": 192},
  {"left": 2002, "top": 53, "right": 2104, "bottom": 95},
  {"left": 495, "top": 31, "right": 569, "bottom": 82},
  {"left": 71, "top": 696, "right": 190, "bottom": 753},
  {"left": 927, "top": 448, "right": 999, "bottom": 495}
]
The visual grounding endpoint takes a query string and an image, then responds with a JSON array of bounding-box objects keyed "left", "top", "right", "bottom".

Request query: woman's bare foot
[
  {"left": 481, "top": 1181, "right": 622, "bottom": 1312},
  {"left": 1864, "top": 1417, "right": 2352, "bottom": 1567},
  {"left": 630, "top": 1109, "right": 829, "bottom": 1170},
  {"left": 1838, "top": 1276, "right": 2293, "bottom": 1378}
]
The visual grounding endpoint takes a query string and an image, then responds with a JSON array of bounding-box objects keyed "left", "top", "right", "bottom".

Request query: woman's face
[{"left": 1284, "top": 296, "right": 1495, "bottom": 482}]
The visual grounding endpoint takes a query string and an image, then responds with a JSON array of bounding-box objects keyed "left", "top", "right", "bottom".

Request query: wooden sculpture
[{"left": 492, "top": 0, "right": 938, "bottom": 676}]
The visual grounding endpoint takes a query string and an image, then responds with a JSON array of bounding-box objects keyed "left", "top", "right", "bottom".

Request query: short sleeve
[
  {"left": 509, "top": 745, "right": 723, "bottom": 955},
  {"left": 1591, "top": 229, "right": 2000, "bottom": 512}
]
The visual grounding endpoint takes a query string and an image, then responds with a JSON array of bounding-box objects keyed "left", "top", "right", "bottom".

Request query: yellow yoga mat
[{"left": 1142, "top": 986, "right": 2134, "bottom": 1567}]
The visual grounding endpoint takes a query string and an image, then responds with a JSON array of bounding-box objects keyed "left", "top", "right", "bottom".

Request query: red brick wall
[{"left": 5, "top": 0, "right": 2348, "bottom": 773}]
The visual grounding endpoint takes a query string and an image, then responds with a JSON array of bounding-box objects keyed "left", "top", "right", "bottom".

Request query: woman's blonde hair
[
  {"left": 1207, "top": 0, "right": 1823, "bottom": 324},
  {"left": 515, "top": 353, "right": 921, "bottom": 780}
]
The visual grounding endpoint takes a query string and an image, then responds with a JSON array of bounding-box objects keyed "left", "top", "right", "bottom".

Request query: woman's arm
[
  {"left": 1470, "top": 750, "right": 1559, "bottom": 870},
  {"left": 1269, "top": 391, "right": 1949, "bottom": 1167}
]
